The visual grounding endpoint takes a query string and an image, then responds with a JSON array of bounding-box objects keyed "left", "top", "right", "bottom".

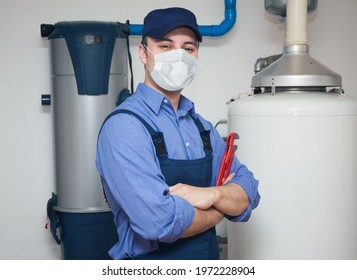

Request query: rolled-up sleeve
[
  {"left": 205, "top": 117, "right": 260, "bottom": 222},
  {"left": 226, "top": 159, "right": 260, "bottom": 222}
]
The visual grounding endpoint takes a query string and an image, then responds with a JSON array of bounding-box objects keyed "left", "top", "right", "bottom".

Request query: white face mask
[{"left": 145, "top": 47, "right": 198, "bottom": 91}]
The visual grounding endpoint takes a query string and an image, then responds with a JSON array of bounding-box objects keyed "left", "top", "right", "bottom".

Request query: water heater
[{"left": 227, "top": 0, "right": 357, "bottom": 259}]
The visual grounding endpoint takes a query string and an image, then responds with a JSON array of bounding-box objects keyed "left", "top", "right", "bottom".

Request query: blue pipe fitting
[
  {"left": 129, "top": 24, "right": 143, "bottom": 36},
  {"left": 129, "top": 0, "right": 236, "bottom": 38},
  {"left": 199, "top": 0, "right": 236, "bottom": 37}
]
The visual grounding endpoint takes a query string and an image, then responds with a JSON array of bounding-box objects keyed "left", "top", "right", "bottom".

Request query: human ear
[{"left": 138, "top": 44, "right": 148, "bottom": 65}]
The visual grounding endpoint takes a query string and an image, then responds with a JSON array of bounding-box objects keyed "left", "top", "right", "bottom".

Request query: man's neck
[
  {"left": 163, "top": 90, "right": 181, "bottom": 111},
  {"left": 144, "top": 79, "right": 182, "bottom": 111}
]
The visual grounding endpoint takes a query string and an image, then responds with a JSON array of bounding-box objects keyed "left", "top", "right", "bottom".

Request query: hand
[{"left": 169, "top": 183, "right": 219, "bottom": 210}]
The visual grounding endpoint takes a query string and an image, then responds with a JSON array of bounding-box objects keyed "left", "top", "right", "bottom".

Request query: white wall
[{"left": 1, "top": 0, "right": 356, "bottom": 259}]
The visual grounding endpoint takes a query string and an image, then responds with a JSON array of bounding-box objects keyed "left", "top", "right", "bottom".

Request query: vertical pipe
[{"left": 285, "top": 0, "right": 308, "bottom": 45}]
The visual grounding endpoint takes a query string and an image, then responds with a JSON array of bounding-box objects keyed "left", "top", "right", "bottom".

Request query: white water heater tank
[{"left": 227, "top": 91, "right": 357, "bottom": 259}]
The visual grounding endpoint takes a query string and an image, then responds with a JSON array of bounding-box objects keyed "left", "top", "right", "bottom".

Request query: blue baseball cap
[{"left": 142, "top": 7, "right": 202, "bottom": 42}]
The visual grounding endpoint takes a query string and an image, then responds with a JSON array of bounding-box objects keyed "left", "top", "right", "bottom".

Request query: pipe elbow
[
  {"left": 254, "top": 58, "right": 268, "bottom": 74},
  {"left": 254, "top": 54, "right": 282, "bottom": 73},
  {"left": 220, "top": 10, "right": 237, "bottom": 35},
  {"left": 199, "top": 0, "right": 236, "bottom": 37},
  {"left": 129, "top": 0, "right": 237, "bottom": 38},
  {"left": 221, "top": 0, "right": 237, "bottom": 35}
]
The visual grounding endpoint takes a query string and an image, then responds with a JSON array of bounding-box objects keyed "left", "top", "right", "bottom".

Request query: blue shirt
[{"left": 96, "top": 83, "right": 260, "bottom": 259}]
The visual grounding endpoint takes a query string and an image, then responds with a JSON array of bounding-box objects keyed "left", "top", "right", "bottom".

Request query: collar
[{"left": 135, "top": 83, "right": 197, "bottom": 118}]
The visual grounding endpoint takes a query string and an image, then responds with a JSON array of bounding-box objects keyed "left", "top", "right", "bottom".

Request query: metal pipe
[
  {"left": 254, "top": 54, "right": 282, "bottom": 73},
  {"left": 129, "top": 0, "right": 236, "bottom": 38}
]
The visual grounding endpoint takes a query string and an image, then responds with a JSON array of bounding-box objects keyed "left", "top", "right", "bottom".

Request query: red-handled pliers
[{"left": 216, "top": 132, "right": 239, "bottom": 186}]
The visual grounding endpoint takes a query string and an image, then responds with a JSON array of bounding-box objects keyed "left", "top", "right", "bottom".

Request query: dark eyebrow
[
  {"left": 155, "top": 37, "right": 199, "bottom": 47},
  {"left": 154, "top": 38, "right": 173, "bottom": 43},
  {"left": 184, "top": 41, "right": 199, "bottom": 47}
]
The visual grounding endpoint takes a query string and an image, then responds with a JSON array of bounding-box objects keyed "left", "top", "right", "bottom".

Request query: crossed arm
[{"left": 169, "top": 174, "right": 249, "bottom": 238}]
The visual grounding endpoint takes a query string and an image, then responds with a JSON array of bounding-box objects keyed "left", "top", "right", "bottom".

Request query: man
[{"left": 96, "top": 7, "right": 260, "bottom": 260}]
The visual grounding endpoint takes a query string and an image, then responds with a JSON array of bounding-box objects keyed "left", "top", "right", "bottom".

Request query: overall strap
[
  {"left": 99, "top": 109, "right": 167, "bottom": 158},
  {"left": 192, "top": 117, "right": 212, "bottom": 153},
  {"left": 99, "top": 109, "right": 212, "bottom": 156}
]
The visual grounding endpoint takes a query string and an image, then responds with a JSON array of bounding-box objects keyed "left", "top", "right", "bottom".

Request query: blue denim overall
[{"left": 102, "top": 109, "right": 219, "bottom": 260}]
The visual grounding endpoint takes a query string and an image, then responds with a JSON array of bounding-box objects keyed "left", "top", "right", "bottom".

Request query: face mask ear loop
[
  {"left": 143, "top": 45, "right": 155, "bottom": 73},
  {"left": 144, "top": 45, "right": 155, "bottom": 56},
  {"left": 145, "top": 64, "right": 153, "bottom": 74}
]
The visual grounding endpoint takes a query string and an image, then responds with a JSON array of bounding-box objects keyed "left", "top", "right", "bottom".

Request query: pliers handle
[{"left": 216, "top": 132, "right": 239, "bottom": 186}]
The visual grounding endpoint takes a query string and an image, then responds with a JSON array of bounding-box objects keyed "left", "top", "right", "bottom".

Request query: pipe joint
[{"left": 129, "top": 0, "right": 236, "bottom": 38}]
